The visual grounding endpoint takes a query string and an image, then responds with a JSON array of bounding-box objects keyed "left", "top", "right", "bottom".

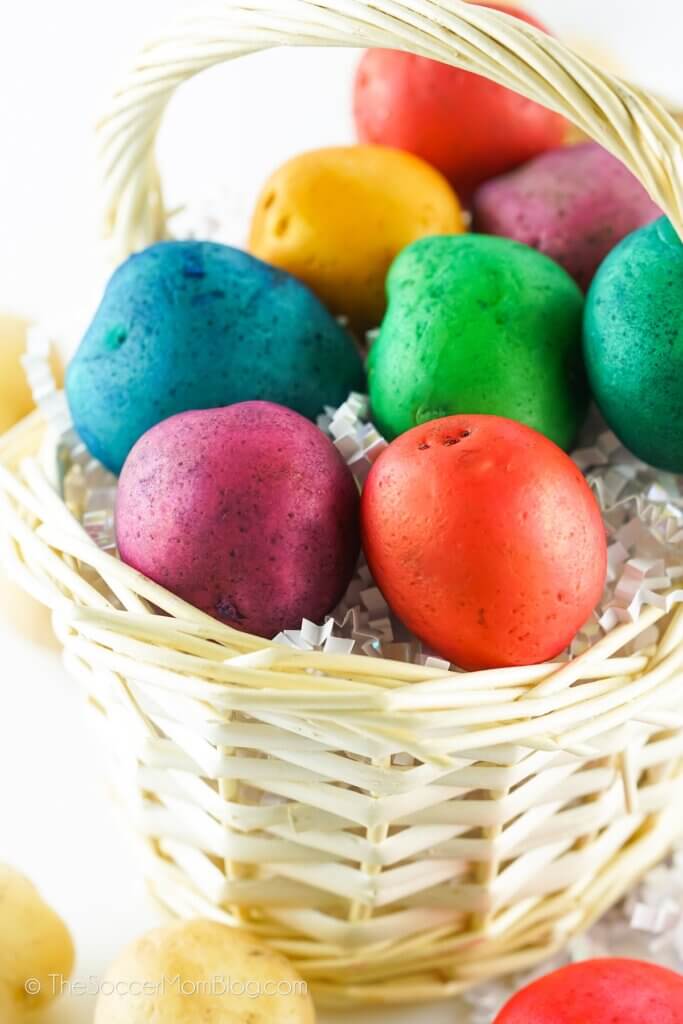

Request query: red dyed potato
[
  {"left": 361, "top": 415, "right": 606, "bottom": 670},
  {"left": 494, "top": 959, "right": 683, "bottom": 1023},
  {"left": 353, "top": 3, "right": 566, "bottom": 199}
]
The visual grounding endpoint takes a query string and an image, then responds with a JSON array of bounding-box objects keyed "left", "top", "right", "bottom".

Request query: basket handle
[{"left": 98, "top": 0, "right": 683, "bottom": 260}]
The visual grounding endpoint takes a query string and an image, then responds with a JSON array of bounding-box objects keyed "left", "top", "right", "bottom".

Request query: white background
[{"left": 0, "top": 2, "right": 682, "bottom": 1022}]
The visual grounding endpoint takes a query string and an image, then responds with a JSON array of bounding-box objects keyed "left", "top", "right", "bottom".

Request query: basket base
[{"left": 141, "top": 804, "right": 682, "bottom": 1008}]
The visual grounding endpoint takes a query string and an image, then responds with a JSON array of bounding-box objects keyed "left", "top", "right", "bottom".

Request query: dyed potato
[
  {"left": 585, "top": 217, "right": 683, "bottom": 472},
  {"left": 0, "top": 312, "right": 62, "bottom": 434},
  {"left": 67, "top": 241, "right": 364, "bottom": 474},
  {"left": 0, "top": 865, "right": 74, "bottom": 1019},
  {"left": 369, "top": 234, "right": 587, "bottom": 449},
  {"left": 116, "top": 402, "right": 360, "bottom": 638},
  {"left": 95, "top": 920, "right": 314, "bottom": 1024},
  {"left": 473, "top": 142, "right": 661, "bottom": 290},
  {"left": 353, "top": 4, "right": 566, "bottom": 200},
  {"left": 362, "top": 415, "right": 606, "bottom": 670},
  {"left": 494, "top": 959, "right": 683, "bottom": 1023},
  {"left": 249, "top": 145, "right": 464, "bottom": 331}
]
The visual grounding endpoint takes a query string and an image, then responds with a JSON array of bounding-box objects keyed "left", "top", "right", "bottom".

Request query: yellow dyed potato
[
  {"left": 95, "top": 919, "right": 315, "bottom": 1024},
  {"left": 0, "top": 313, "right": 63, "bottom": 435},
  {"left": 249, "top": 144, "right": 465, "bottom": 332},
  {"left": 0, "top": 865, "right": 75, "bottom": 1019}
]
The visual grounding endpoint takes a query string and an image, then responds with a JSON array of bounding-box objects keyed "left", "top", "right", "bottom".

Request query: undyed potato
[
  {"left": 94, "top": 919, "right": 315, "bottom": 1024},
  {"left": 0, "top": 979, "right": 23, "bottom": 1024},
  {"left": 0, "top": 865, "right": 74, "bottom": 1018},
  {"left": 0, "top": 312, "right": 63, "bottom": 434},
  {"left": 0, "top": 575, "right": 58, "bottom": 651},
  {"left": 0, "top": 313, "right": 62, "bottom": 648}
]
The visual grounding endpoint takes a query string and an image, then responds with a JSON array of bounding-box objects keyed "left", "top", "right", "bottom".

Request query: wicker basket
[{"left": 3, "top": 0, "right": 683, "bottom": 1008}]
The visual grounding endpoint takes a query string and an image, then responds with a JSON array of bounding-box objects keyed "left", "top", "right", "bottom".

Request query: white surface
[{"left": 0, "top": 2, "right": 682, "bottom": 1022}]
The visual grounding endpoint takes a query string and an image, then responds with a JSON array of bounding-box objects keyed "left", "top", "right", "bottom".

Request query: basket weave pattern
[{"left": 3, "top": 0, "right": 683, "bottom": 1006}]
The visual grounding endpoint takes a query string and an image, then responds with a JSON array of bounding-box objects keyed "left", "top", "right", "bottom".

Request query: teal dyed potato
[
  {"left": 368, "top": 234, "right": 587, "bottom": 450},
  {"left": 584, "top": 217, "right": 683, "bottom": 472},
  {"left": 66, "top": 241, "right": 365, "bottom": 473}
]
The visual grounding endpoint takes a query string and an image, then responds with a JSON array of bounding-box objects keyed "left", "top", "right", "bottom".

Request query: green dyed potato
[
  {"left": 368, "top": 234, "right": 587, "bottom": 449},
  {"left": 584, "top": 217, "right": 683, "bottom": 472}
]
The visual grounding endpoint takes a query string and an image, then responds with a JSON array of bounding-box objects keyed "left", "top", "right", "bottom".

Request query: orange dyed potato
[
  {"left": 249, "top": 145, "right": 464, "bottom": 332},
  {"left": 362, "top": 415, "right": 606, "bottom": 670}
]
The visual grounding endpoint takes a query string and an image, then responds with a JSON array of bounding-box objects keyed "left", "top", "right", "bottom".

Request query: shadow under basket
[{"left": 3, "top": 0, "right": 683, "bottom": 1007}]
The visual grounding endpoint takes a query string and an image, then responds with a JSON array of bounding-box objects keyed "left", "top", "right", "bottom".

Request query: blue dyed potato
[{"left": 66, "top": 241, "right": 365, "bottom": 473}]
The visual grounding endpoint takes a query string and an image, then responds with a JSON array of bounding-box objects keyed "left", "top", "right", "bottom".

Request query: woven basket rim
[{"left": 2, "top": 408, "right": 683, "bottom": 760}]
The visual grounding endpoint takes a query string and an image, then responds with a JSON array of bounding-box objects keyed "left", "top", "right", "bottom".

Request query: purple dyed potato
[
  {"left": 115, "top": 401, "right": 360, "bottom": 638},
  {"left": 472, "top": 142, "right": 661, "bottom": 290}
]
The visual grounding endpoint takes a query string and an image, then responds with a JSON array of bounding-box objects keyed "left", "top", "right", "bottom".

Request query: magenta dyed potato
[
  {"left": 473, "top": 142, "right": 661, "bottom": 290},
  {"left": 115, "top": 402, "right": 360, "bottom": 638}
]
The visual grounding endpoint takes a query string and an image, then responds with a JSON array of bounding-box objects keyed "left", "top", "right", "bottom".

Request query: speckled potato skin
[
  {"left": 94, "top": 919, "right": 315, "bottom": 1024},
  {"left": 116, "top": 402, "right": 360, "bottom": 638},
  {"left": 361, "top": 415, "right": 606, "bottom": 670},
  {"left": 494, "top": 959, "right": 683, "bottom": 1024},
  {"left": 584, "top": 217, "right": 683, "bottom": 472},
  {"left": 353, "top": 4, "right": 566, "bottom": 201},
  {"left": 473, "top": 142, "right": 661, "bottom": 290},
  {"left": 249, "top": 144, "right": 464, "bottom": 332},
  {"left": 368, "top": 234, "right": 587, "bottom": 450},
  {"left": 67, "top": 241, "right": 365, "bottom": 474}
]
